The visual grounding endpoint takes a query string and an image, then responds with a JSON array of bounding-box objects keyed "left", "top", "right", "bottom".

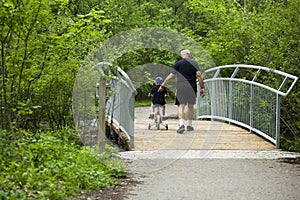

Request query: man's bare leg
[
  {"left": 177, "top": 104, "right": 186, "bottom": 133},
  {"left": 187, "top": 104, "right": 195, "bottom": 130},
  {"left": 178, "top": 104, "right": 185, "bottom": 120}
]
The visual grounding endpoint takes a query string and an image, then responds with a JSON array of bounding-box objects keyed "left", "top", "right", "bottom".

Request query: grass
[
  {"left": 135, "top": 98, "right": 174, "bottom": 107},
  {"left": 135, "top": 99, "right": 152, "bottom": 107}
]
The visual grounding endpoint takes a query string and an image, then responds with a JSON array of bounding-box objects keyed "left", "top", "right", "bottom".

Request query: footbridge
[{"left": 74, "top": 64, "right": 298, "bottom": 151}]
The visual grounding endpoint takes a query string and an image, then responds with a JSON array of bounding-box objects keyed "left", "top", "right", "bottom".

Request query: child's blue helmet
[{"left": 154, "top": 77, "right": 163, "bottom": 84}]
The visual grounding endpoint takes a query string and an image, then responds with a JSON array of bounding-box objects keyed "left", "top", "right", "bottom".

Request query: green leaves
[
  {"left": 0, "top": 0, "right": 113, "bottom": 130},
  {"left": 0, "top": 129, "right": 127, "bottom": 199}
]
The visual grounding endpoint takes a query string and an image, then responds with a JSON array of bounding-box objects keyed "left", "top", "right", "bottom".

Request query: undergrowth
[
  {"left": 280, "top": 136, "right": 300, "bottom": 153},
  {"left": 0, "top": 128, "right": 127, "bottom": 199}
]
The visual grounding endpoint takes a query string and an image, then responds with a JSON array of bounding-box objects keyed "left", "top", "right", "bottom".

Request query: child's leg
[
  {"left": 162, "top": 105, "right": 166, "bottom": 116},
  {"left": 162, "top": 105, "right": 168, "bottom": 120},
  {"left": 148, "top": 104, "right": 154, "bottom": 118}
]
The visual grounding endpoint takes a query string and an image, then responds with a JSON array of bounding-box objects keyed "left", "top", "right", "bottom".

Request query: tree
[
  {"left": 0, "top": 0, "right": 110, "bottom": 132},
  {"left": 186, "top": 0, "right": 299, "bottom": 137}
]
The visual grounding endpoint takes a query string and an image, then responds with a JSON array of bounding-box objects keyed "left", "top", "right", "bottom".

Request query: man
[{"left": 158, "top": 49, "right": 205, "bottom": 133}]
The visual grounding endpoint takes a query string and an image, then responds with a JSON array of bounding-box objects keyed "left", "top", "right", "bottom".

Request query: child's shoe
[{"left": 148, "top": 114, "right": 154, "bottom": 119}]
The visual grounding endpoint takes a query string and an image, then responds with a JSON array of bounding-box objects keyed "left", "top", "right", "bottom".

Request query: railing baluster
[{"left": 276, "top": 94, "right": 280, "bottom": 149}]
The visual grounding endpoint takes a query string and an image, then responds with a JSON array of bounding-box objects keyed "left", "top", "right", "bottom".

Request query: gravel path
[
  {"left": 118, "top": 105, "right": 300, "bottom": 200},
  {"left": 120, "top": 150, "right": 300, "bottom": 200}
]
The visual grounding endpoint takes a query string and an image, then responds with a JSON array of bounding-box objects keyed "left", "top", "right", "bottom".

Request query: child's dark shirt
[{"left": 150, "top": 85, "right": 167, "bottom": 105}]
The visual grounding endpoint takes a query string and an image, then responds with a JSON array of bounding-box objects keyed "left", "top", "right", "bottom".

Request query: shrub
[
  {"left": 280, "top": 136, "right": 300, "bottom": 153},
  {"left": 0, "top": 129, "right": 127, "bottom": 199}
]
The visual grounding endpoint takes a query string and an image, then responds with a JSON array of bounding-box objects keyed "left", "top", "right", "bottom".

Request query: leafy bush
[
  {"left": 0, "top": 129, "right": 127, "bottom": 199},
  {"left": 280, "top": 136, "right": 300, "bottom": 153}
]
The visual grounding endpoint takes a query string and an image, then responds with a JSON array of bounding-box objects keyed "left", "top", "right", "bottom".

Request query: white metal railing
[
  {"left": 105, "top": 67, "right": 136, "bottom": 149},
  {"left": 73, "top": 62, "right": 136, "bottom": 149},
  {"left": 197, "top": 64, "right": 298, "bottom": 148}
]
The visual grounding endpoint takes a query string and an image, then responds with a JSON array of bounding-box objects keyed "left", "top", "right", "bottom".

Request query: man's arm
[
  {"left": 196, "top": 71, "right": 205, "bottom": 97},
  {"left": 158, "top": 73, "right": 175, "bottom": 92}
]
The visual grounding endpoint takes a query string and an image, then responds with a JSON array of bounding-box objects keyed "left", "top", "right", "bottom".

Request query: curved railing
[
  {"left": 104, "top": 66, "right": 136, "bottom": 149},
  {"left": 74, "top": 62, "right": 136, "bottom": 149},
  {"left": 196, "top": 65, "right": 298, "bottom": 148}
]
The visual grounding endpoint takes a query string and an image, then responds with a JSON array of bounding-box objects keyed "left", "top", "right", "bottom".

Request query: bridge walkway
[{"left": 133, "top": 104, "right": 275, "bottom": 151}]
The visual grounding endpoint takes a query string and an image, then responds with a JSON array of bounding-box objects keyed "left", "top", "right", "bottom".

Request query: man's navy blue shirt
[{"left": 172, "top": 58, "right": 200, "bottom": 91}]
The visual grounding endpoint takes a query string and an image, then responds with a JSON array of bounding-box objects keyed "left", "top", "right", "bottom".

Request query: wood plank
[{"left": 133, "top": 105, "right": 275, "bottom": 151}]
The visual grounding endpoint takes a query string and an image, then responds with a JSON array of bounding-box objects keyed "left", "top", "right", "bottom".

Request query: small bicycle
[{"left": 148, "top": 104, "right": 168, "bottom": 130}]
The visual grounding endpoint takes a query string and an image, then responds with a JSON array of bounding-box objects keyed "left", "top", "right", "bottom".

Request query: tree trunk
[
  {"left": 1, "top": 40, "right": 9, "bottom": 130},
  {"left": 98, "top": 76, "right": 106, "bottom": 153}
]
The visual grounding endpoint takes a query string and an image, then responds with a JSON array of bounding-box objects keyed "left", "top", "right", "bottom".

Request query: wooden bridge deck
[{"left": 133, "top": 104, "right": 275, "bottom": 151}]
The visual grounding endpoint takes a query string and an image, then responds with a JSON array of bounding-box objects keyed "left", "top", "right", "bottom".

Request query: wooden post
[{"left": 98, "top": 76, "right": 106, "bottom": 153}]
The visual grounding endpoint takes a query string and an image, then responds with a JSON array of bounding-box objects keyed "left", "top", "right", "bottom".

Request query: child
[{"left": 148, "top": 77, "right": 169, "bottom": 120}]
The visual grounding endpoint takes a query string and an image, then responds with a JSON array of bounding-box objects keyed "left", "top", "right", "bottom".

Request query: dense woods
[
  {"left": 1, "top": 0, "right": 298, "bottom": 142},
  {"left": 1, "top": 0, "right": 299, "bottom": 198}
]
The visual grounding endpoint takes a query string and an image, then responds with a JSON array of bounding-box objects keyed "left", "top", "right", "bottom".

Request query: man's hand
[
  {"left": 158, "top": 86, "right": 164, "bottom": 93},
  {"left": 157, "top": 73, "right": 174, "bottom": 93},
  {"left": 200, "top": 88, "right": 205, "bottom": 97}
]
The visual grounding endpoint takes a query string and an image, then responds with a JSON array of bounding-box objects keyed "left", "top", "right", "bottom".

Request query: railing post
[
  {"left": 98, "top": 76, "right": 106, "bottom": 153},
  {"left": 211, "top": 80, "right": 216, "bottom": 117},
  {"left": 129, "top": 93, "right": 135, "bottom": 149},
  {"left": 229, "top": 81, "right": 233, "bottom": 120},
  {"left": 249, "top": 84, "right": 254, "bottom": 132},
  {"left": 211, "top": 69, "right": 220, "bottom": 118},
  {"left": 276, "top": 94, "right": 280, "bottom": 149}
]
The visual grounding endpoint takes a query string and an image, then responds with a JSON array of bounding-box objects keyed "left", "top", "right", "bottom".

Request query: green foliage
[
  {"left": 0, "top": 0, "right": 298, "bottom": 146},
  {"left": 0, "top": 0, "right": 110, "bottom": 130},
  {"left": 0, "top": 129, "right": 127, "bottom": 199},
  {"left": 280, "top": 136, "right": 300, "bottom": 153}
]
